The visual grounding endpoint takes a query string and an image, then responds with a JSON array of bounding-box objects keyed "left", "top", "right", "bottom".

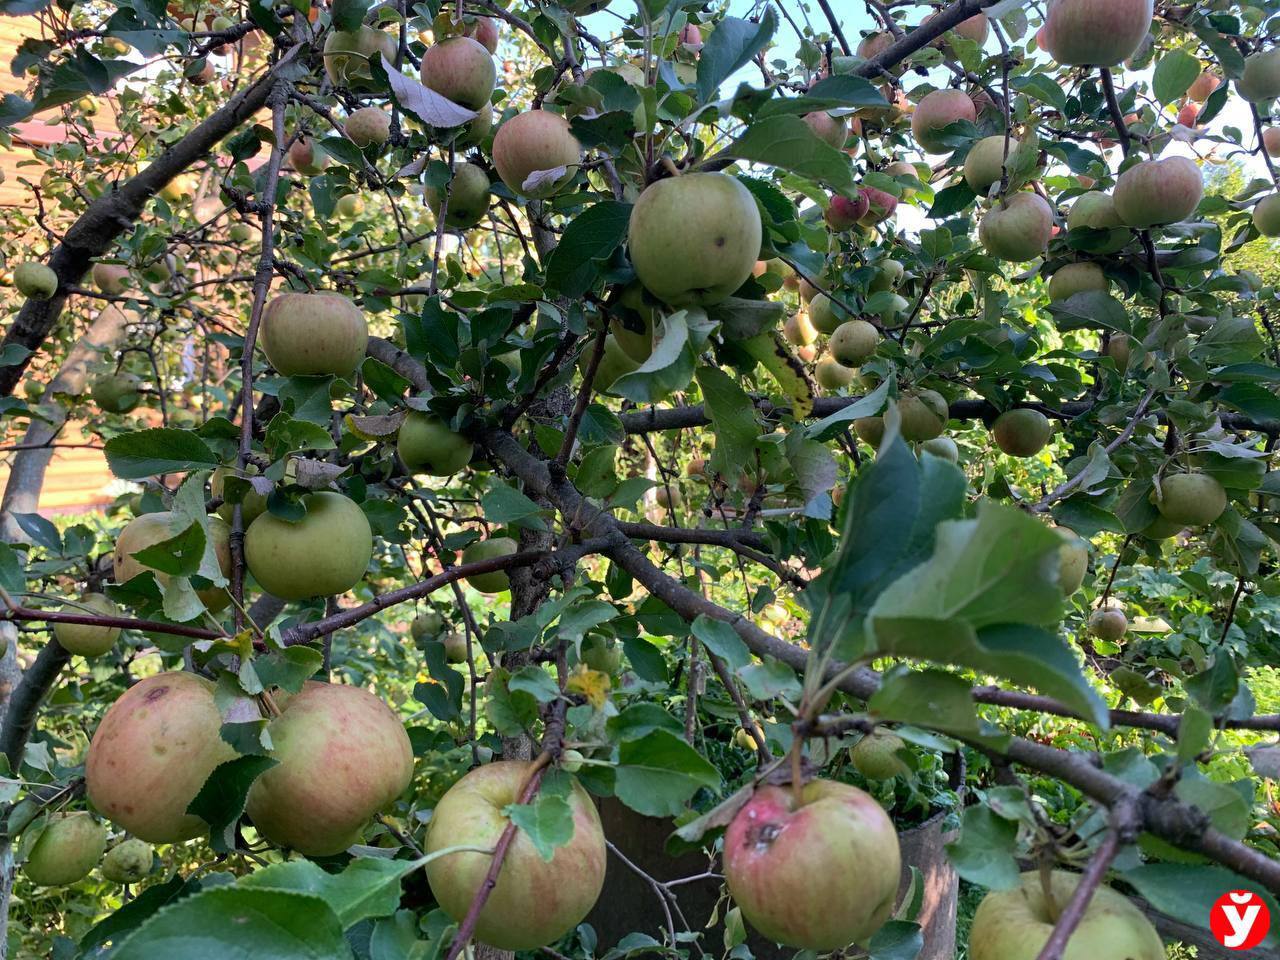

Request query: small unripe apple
[
  {"left": 723, "top": 780, "right": 900, "bottom": 949},
  {"left": 560, "top": 748, "right": 586, "bottom": 771},
  {"left": 979, "top": 192, "right": 1053, "bottom": 261},
  {"left": 628, "top": 173, "right": 761, "bottom": 307},
  {"left": 411, "top": 610, "right": 445, "bottom": 639},
  {"left": 247, "top": 682, "right": 413, "bottom": 856},
  {"left": 970, "top": 871, "right": 1163, "bottom": 960},
  {"left": 228, "top": 222, "right": 256, "bottom": 244},
  {"left": 963, "top": 135, "right": 1039, "bottom": 195},
  {"left": 442, "top": 631, "right": 469, "bottom": 663},
  {"left": 1047, "top": 262, "right": 1107, "bottom": 301},
  {"left": 461, "top": 536, "right": 518, "bottom": 593},
  {"left": 910, "top": 89, "right": 976, "bottom": 154},
  {"left": 397, "top": 411, "right": 473, "bottom": 476},
  {"left": 100, "top": 838, "right": 153, "bottom": 884},
  {"left": 323, "top": 27, "right": 397, "bottom": 86},
  {"left": 92, "top": 263, "right": 131, "bottom": 295},
  {"left": 869, "top": 259, "right": 904, "bottom": 292},
  {"left": 1066, "top": 192, "right": 1129, "bottom": 253},
  {"left": 335, "top": 193, "right": 365, "bottom": 218},
  {"left": 851, "top": 730, "right": 909, "bottom": 780},
  {"left": 784, "top": 312, "right": 818, "bottom": 346},
  {"left": 53, "top": 594, "right": 122, "bottom": 657},
  {"left": 420, "top": 36, "right": 495, "bottom": 110},
  {"left": 807, "top": 293, "right": 846, "bottom": 334},
  {"left": 679, "top": 23, "right": 702, "bottom": 49},
  {"left": 91, "top": 372, "right": 142, "bottom": 414},
  {"left": 829, "top": 320, "right": 879, "bottom": 366},
  {"left": 24, "top": 814, "right": 107, "bottom": 887},
  {"left": 803, "top": 112, "right": 847, "bottom": 149},
  {"left": 685, "top": 457, "right": 706, "bottom": 477},
  {"left": 260, "top": 292, "right": 368, "bottom": 378},
  {"left": 1253, "top": 194, "right": 1280, "bottom": 237},
  {"left": 86, "top": 672, "right": 237, "bottom": 842},
  {"left": 245, "top": 491, "right": 373, "bottom": 600},
  {"left": 1053, "top": 525, "right": 1089, "bottom": 594},
  {"left": 457, "top": 106, "right": 493, "bottom": 148},
  {"left": 345, "top": 106, "right": 391, "bottom": 147},
  {"left": 426, "top": 761, "right": 606, "bottom": 950},
  {"left": 1088, "top": 606, "right": 1128, "bottom": 641},
  {"left": 14, "top": 262, "right": 57, "bottom": 300},
  {"left": 1105, "top": 333, "right": 1132, "bottom": 370},
  {"left": 581, "top": 634, "right": 623, "bottom": 673},
  {"left": 586, "top": 335, "right": 641, "bottom": 393},
  {"left": 288, "top": 136, "right": 328, "bottom": 175},
  {"left": 1155, "top": 472, "right": 1227, "bottom": 526},
  {"left": 825, "top": 192, "right": 869, "bottom": 230},
  {"left": 423, "top": 162, "right": 491, "bottom": 228},
  {"left": 920, "top": 435, "right": 958, "bottom": 461},
  {"left": 992, "top": 408, "right": 1051, "bottom": 457},
  {"left": 1113, "top": 156, "right": 1202, "bottom": 228},
  {"left": 1239, "top": 48, "right": 1280, "bottom": 103},
  {"left": 1040, "top": 0, "right": 1154, "bottom": 67},
  {"left": 211, "top": 465, "right": 268, "bottom": 526},
  {"left": 491, "top": 111, "right": 581, "bottom": 199}
]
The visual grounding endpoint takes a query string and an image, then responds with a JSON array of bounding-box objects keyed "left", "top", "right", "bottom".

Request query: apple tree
[{"left": 1, "top": 0, "right": 1280, "bottom": 955}]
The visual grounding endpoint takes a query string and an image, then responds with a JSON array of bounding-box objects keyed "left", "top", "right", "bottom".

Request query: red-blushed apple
[
  {"left": 464, "top": 16, "right": 499, "bottom": 52},
  {"left": 979, "top": 192, "right": 1054, "bottom": 261},
  {"left": 397, "top": 411, "right": 473, "bottom": 476},
  {"left": 856, "top": 31, "right": 894, "bottom": 61},
  {"left": 679, "top": 23, "right": 702, "bottom": 49},
  {"left": 1112, "top": 156, "right": 1202, "bottom": 228},
  {"left": 491, "top": 111, "right": 581, "bottom": 199},
  {"left": 425, "top": 761, "right": 607, "bottom": 950},
  {"left": 1040, "top": 0, "right": 1154, "bottom": 67},
  {"left": 969, "top": 871, "right": 1163, "bottom": 960},
  {"left": 784, "top": 312, "right": 818, "bottom": 346},
  {"left": 627, "top": 172, "right": 762, "bottom": 307},
  {"left": 113, "top": 511, "right": 232, "bottom": 611},
  {"left": 244, "top": 491, "right": 372, "bottom": 600},
  {"left": 245, "top": 682, "right": 413, "bottom": 856},
  {"left": 859, "top": 186, "right": 898, "bottom": 225},
  {"left": 825, "top": 192, "right": 869, "bottom": 230},
  {"left": 1187, "top": 69, "right": 1220, "bottom": 102},
  {"left": 910, "top": 88, "right": 976, "bottom": 154},
  {"left": 1176, "top": 101, "right": 1199, "bottom": 128},
  {"left": 259, "top": 291, "right": 369, "bottom": 377},
  {"left": 803, "top": 111, "right": 848, "bottom": 149},
  {"left": 23, "top": 813, "right": 107, "bottom": 886},
  {"left": 420, "top": 36, "right": 495, "bottom": 111},
  {"left": 1263, "top": 126, "right": 1280, "bottom": 157},
  {"left": 723, "top": 780, "right": 900, "bottom": 949},
  {"left": 345, "top": 106, "right": 391, "bottom": 147},
  {"left": 85, "top": 672, "right": 237, "bottom": 842}
]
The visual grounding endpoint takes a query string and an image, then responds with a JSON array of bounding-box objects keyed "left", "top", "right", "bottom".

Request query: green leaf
[
  {"left": 1124, "top": 864, "right": 1280, "bottom": 950},
  {"left": 544, "top": 201, "right": 632, "bottom": 299},
  {"left": 506, "top": 792, "right": 574, "bottom": 861},
  {"left": 131, "top": 521, "right": 206, "bottom": 577},
  {"left": 607, "top": 702, "right": 686, "bottom": 742},
  {"left": 112, "top": 887, "right": 352, "bottom": 959},
  {"left": 868, "top": 920, "right": 924, "bottom": 960},
  {"left": 79, "top": 876, "right": 194, "bottom": 953},
  {"left": 869, "top": 669, "right": 985, "bottom": 739},
  {"left": 612, "top": 309, "right": 715, "bottom": 404},
  {"left": 330, "top": 0, "right": 369, "bottom": 31},
  {"left": 1153, "top": 49, "right": 1202, "bottom": 105},
  {"left": 1048, "top": 291, "right": 1130, "bottom": 334},
  {"left": 722, "top": 115, "right": 856, "bottom": 193},
  {"left": 240, "top": 858, "right": 410, "bottom": 927},
  {"left": 186, "top": 755, "right": 279, "bottom": 853},
  {"left": 691, "top": 615, "right": 751, "bottom": 671},
  {"left": 254, "top": 647, "right": 324, "bottom": 694},
  {"left": 1010, "top": 74, "right": 1067, "bottom": 112},
  {"left": 0, "top": 543, "right": 27, "bottom": 596},
  {"left": 926, "top": 180, "right": 977, "bottom": 219},
  {"left": 738, "top": 659, "right": 802, "bottom": 700},
  {"left": 696, "top": 10, "right": 776, "bottom": 103},
  {"left": 696, "top": 365, "right": 759, "bottom": 478},
  {"left": 614, "top": 729, "right": 722, "bottom": 817},
  {"left": 508, "top": 665, "right": 560, "bottom": 702},
  {"left": 756, "top": 74, "right": 887, "bottom": 117},
  {"left": 105, "top": 428, "right": 219, "bottom": 480},
  {"left": 480, "top": 482, "right": 547, "bottom": 531},
  {"left": 806, "top": 380, "right": 891, "bottom": 441},
  {"left": 945, "top": 806, "right": 1020, "bottom": 890}
]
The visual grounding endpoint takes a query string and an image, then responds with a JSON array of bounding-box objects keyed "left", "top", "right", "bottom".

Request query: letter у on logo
[{"left": 1210, "top": 890, "right": 1272, "bottom": 951}]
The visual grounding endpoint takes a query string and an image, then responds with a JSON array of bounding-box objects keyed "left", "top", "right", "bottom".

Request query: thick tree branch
[{"left": 0, "top": 641, "right": 70, "bottom": 769}]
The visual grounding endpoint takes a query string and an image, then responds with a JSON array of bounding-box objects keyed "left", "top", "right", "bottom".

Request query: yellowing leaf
[{"left": 567, "top": 664, "right": 611, "bottom": 709}]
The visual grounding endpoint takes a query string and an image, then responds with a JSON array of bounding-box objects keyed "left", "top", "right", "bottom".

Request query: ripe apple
[
  {"left": 899, "top": 390, "right": 949, "bottom": 442},
  {"left": 245, "top": 491, "right": 372, "bottom": 600},
  {"left": 851, "top": 731, "right": 909, "bottom": 779},
  {"left": 323, "top": 26, "right": 397, "bottom": 86},
  {"left": 457, "top": 107, "right": 493, "bottom": 148},
  {"left": 1254, "top": 194, "right": 1280, "bottom": 237},
  {"left": 53, "top": 594, "right": 122, "bottom": 657},
  {"left": 1105, "top": 333, "right": 1132, "bottom": 370},
  {"left": 1239, "top": 48, "right": 1280, "bottom": 103},
  {"left": 91, "top": 371, "right": 142, "bottom": 414},
  {"left": 858, "top": 186, "right": 898, "bottom": 225},
  {"left": 420, "top": 36, "right": 495, "bottom": 111},
  {"left": 587, "top": 335, "right": 642, "bottom": 393},
  {"left": 1047, "top": 262, "right": 1107, "bottom": 301},
  {"left": 92, "top": 263, "right": 131, "bottom": 295},
  {"left": 856, "top": 32, "right": 894, "bottom": 61},
  {"left": 992, "top": 409, "right": 1051, "bottom": 457},
  {"left": 1263, "top": 126, "right": 1280, "bottom": 157},
  {"left": 86, "top": 672, "right": 237, "bottom": 842},
  {"left": 288, "top": 136, "right": 328, "bottom": 175},
  {"left": 829, "top": 320, "right": 879, "bottom": 366},
  {"left": 963, "top": 135, "right": 1038, "bottom": 195},
  {"left": 628, "top": 173, "right": 762, "bottom": 307},
  {"left": 910, "top": 89, "right": 976, "bottom": 154},
  {"left": 1040, "top": 0, "right": 1154, "bottom": 67},
  {"left": 854, "top": 416, "right": 885, "bottom": 448},
  {"left": 869, "top": 258, "right": 904, "bottom": 292},
  {"left": 461, "top": 537, "right": 518, "bottom": 593},
  {"left": 260, "top": 292, "right": 369, "bottom": 378},
  {"left": 784, "top": 312, "right": 818, "bottom": 346},
  {"left": 1089, "top": 605, "right": 1128, "bottom": 641},
  {"left": 101, "top": 838, "right": 153, "bottom": 883},
  {"left": 345, "top": 106, "right": 391, "bottom": 147},
  {"left": 15, "top": 262, "right": 57, "bottom": 300},
  {"left": 426, "top": 761, "right": 606, "bottom": 949},
  {"left": 114, "top": 512, "right": 232, "bottom": 611},
  {"left": 464, "top": 16, "right": 499, "bottom": 52},
  {"left": 1176, "top": 101, "right": 1199, "bottom": 128},
  {"left": 808, "top": 293, "right": 847, "bottom": 334},
  {"left": 246, "top": 682, "right": 413, "bottom": 856},
  {"left": 211, "top": 464, "right": 268, "bottom": 526},
  {"left": 1054, "top": 525, "right": 1089, "bottom": 594},
  {"left": 1155, "top": 472, "right": 1227, "bottom": 526},
  {"left": 921, "top": 435, "right": 959, "bottom": 461},
  {"left": 815, "top": 357, "right": 855, "bottom": 390},
  {"left": 825, "top": 192, "right": 869, "bottom": 230},
  {"left": 397, "top": 411, "right": 473, "bottom": 476},
  {"left": 723, "top": 779, "right": 900, "bottom": 949},
  {"left": 969, "top": 870, "right": 1163, "bottom": 960},
  {"left": 491, "top": 111, "right": 581, "bottom": 199},
  {"left": 1112, "top": 156, "right": 1202, "bottom": 228},
  {"left": 803, "top": 111, "right": 847, "bottom": 149},
  {"left": 979, "top": 192, "right": 1053, "bottom": 261},
  {"left": 23, "top": 813, "right": 107, "bottom": 886},
  {"left": 883, "top": 160, "right": 922, "bottom": 197},
  {"left": 423, "top": 162, "right": 491, "bottom": 228},
  {"left": 1187, "top": 69, "right": 1220, "bottom": 102}
]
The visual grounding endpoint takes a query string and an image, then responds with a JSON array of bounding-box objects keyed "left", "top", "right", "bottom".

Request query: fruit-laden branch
[
  {"left": 0, "top": 50, "right": 299, "bottom": 399},
  {"left": 0, "top": 641, "right": 69, "bottom": 768},
  {"left": 618, "top": 395, "right": 1280, "bottom": 436},
  {"left": 853, "top": 0, "right": 1005, "bottom": 77},
  {"left": 614, "top": 522, "right": 768, "bottom": 553},
  {"left": 479, "top": 425, "right": 1280, "bottom": 896},
  {"left": 1034, "top": 818, "right": 1128, "bottom": 960}
]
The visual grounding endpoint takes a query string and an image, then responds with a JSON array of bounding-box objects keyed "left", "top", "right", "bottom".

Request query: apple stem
[{"left": 788, "top": 740, "right": 803, "bottom": 807}]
